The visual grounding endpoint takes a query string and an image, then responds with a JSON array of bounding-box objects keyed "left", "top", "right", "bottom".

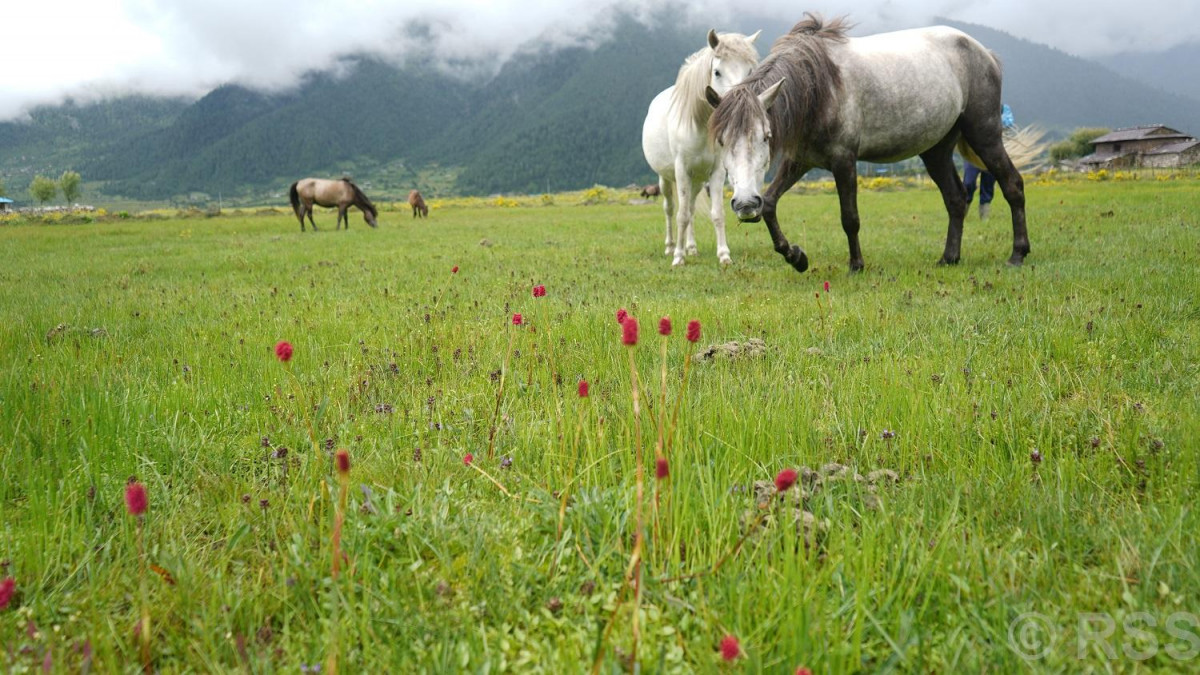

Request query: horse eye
[{"left": 714, "top": 70, "right": 722, "bottom": 78}]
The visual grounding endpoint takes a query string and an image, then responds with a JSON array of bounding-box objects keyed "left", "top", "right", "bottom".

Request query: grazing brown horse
[
  {"left": 408, "top": 190, "right": 429, "bottom": 218},
  {"left": 640, "top": 184, "right": 661, "bottom": 199},
  {"left": 289, "top": 178, "right": 378, "bottom": 231}
]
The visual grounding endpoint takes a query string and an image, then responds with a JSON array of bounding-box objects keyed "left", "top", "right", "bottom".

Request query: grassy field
[{"left": 2, "top": 177, "right": 1199, "bottom": 672}]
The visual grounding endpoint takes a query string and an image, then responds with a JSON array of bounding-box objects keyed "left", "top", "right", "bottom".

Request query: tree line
[{"left": 26, "top": 171, "right": 83, "bottom": 207}]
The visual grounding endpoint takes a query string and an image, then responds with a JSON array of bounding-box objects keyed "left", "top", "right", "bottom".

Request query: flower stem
[
  {"left": 626, "top": 347, "right": 645, "bottom": 668},
  {"left": 487, "top": 326, "right": 516, "bottom": 459}
]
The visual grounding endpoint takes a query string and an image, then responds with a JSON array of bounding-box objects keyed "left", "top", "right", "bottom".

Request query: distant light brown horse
[
  {"left": 408, "top": 189, "right": 429, "bottom": 218},
  {"left": 289, "top": 178, "right": 378, "bottom": 231},
  {"left": 640, "top": 184, "right": 661, "bottom": 199}
]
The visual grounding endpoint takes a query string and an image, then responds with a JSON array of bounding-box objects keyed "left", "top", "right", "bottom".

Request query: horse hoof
[
  {"left": 1006, "top": 255, "right": 1026, "bottom": 267},
  {"left": 787, "top": 247, "right": 809, "bottom": 273},
  {"left": 665, "top": 247, "right": 674, "bottom": 256},
  {"left": 719, "top": 255, "right": 733, "bottom": 266},
  {"left": 672, "top": 256, "right": 686, "bottom": 267},
  {"left": 686, "top": 247, "right": 699, "bottom": 256},
  {"left": 938, "top": 256, "right": 960, "bottom": 266},
  {"left": 849, "top": 261, "right": 864, "bottom": 273}
]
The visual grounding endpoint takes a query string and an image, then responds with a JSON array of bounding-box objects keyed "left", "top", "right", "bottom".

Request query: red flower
[
  {"left": 686, "top": 320, "right": 701, "bottom": 343},
  {"left": 0, "top": 577, "right": 14, "bottom": 610},
  {"left": 775, "top": 468, "right": 799, "bottom": 493},
  {"left": 512, "top": 313, "right": 523, "bottom": 326},
  {"left": 823, "top": 280, "right": 830, "bottom": 293},
  {"left": 274, "top": 341, "right": 293, "bottom": 362},
  {"left": 532, "top": 285, "right": 546, "bottom": 298},
  {"left": 452, "top": 265, "right": 459, "bottom": 274},
  {"left": 616, "top": 308, "right": 628, "bottom": 324},
  {"left": 658, "top": 317, "right": 672, "bottom": 336},
  {"left": 125, "top": 481, "right": 148, "bottom": 516},
  {"left": 577, "top": 380, "right": 589, "bottom": 398},
  {"left": 720, "top": 634, "right": 741, "bottom": 661},
  {"left": 796, "top": 668, "right": 813, "bottom": 675},
  {"left": 335, "top": 449, "right": 351, "bottom": 475},
  {"left": 463, "top": 453, "right": 474, "bottom": 466},
  {"left": 622, "top": 316, "right": 639, "bottom": 346},
  {"left": 655, "top": 456, "right": 669, "bottom": 480}
]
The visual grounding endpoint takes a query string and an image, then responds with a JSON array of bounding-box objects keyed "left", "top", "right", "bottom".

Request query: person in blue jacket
[{"left": 964, "top": 104, "right": 1015, "bottom": 220}]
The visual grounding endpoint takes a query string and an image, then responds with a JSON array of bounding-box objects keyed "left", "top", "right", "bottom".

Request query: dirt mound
[{"left": 740, "top": 463, "right": 903, "bottom": 548}]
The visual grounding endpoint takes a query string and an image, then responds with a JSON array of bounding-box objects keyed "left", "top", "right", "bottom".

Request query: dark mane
[
  {"left": 344, "top": 179, "right": 377, "bottom": 217},
  {"left": 710, "top": 13, "right": 849, "bottom": 157}
]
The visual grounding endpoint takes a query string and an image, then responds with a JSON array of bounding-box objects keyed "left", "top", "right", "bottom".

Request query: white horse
[{"left": 642, "top": 29, "right": 760, "bottom": 266}]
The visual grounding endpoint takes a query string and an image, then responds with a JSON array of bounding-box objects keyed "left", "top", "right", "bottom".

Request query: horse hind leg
[
  {"left": 960, "top": 126, "right": 1029, "bottom": 265},
  {"left": 306, "top": 206, "right": 318, "bottom": 231},
  {"left": 660, "top": 176, "right": 676, "bottom": 257},
  {"left": 918, "top": 131, "right": 970, "bottom": 265},
  {"left": 671, "top": 173, "right": 701, "bottom": 267},
  {"left": 708, "top": 168, "right": 732, "bottom": 265}
]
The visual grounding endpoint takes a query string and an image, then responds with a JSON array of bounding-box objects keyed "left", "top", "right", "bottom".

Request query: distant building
[
  {"left": 0, "top": 197, "right": 13, "bottom": 212},
  {"left": 1080, "top": 125, "right": 1200, "bottom": 169}
]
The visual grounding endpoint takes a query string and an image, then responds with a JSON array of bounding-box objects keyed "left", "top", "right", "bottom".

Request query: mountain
[
  {"left": 937, "top": 21, "right": 1200, "bottom": 134},
  {"left": 1095, "top": 43, "right": 1200, "bottom": 102},
  {"left": 2, "top": 15, "right": 1199, "bottom": 203}
]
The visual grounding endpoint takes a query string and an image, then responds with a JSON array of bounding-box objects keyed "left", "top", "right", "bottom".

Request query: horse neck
[{"left": 669, "top": 48, "right": 716, "bottom": 131}]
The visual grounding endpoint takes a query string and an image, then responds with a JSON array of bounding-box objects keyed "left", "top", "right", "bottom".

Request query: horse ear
[
  {"left": 748, "top": 30, "right": 762, "bottom": 44},
  {"left": 708, "top": 29, "right": 719, "bottom": 49},
  {"left": 759, "top": 79, "right": 785, "bottom": 111},
  {"left": 705, "top": 85, "right": 722, "bottom": 109}
]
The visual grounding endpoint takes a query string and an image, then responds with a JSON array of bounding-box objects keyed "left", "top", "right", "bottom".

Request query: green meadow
[{"left": 2, "top": 177, "right": 1199, "bottom": 672}]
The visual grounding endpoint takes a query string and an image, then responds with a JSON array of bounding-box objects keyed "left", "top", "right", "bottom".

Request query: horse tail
[
  {"left": 957, "top": 139, "right": 985, "bottom": 171},
  {"left": 958, "top": 125, "right": 1049, "bottom": 174},
  {"left": 348, "top": 181, "right": 377, "bottom": 217},
  {"left": 288, "top": 181, "right": 301, "bottom": 214}
]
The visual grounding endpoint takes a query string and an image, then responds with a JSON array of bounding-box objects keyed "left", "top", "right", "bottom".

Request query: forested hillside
[{"left": 2, "top": 15, "right": 1197, "bottom": 202}]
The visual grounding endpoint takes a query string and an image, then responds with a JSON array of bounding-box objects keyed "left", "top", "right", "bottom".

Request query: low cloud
[{"left": 2, "top": 0, "right": 1197, "bottom": 120}]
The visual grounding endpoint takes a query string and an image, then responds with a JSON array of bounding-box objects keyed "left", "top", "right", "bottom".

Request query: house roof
[
  {"left": 0, "top": 197, "right": 14, "bottom": 203},
  {"left": 1144, "top": 139, "right": 1200, "bottom": 155},
  {"left": 1091, "top": 125, "right": 1191, "bottom": 144}
]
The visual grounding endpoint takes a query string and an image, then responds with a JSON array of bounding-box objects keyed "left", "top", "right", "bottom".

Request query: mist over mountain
[
  {"left": 1095, "top": 43, "right": 1200, "bottom": 102},
  {"left": 2, "top": 15, "right": 1197, "bottom": 203}
]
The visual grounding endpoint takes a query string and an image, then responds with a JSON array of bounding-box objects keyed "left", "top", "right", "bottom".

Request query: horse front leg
[
  {"left": 708, "top": 166, "right": 732, "bottom": 265},
  {"left": 830, "top": 156, "right": 865, "bottom": 271},
  {"left": 762, "top": 159, "right": 810, "bottom": 273}
]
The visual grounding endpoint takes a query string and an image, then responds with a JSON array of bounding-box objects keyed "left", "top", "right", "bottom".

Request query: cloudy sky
[{"left": 3, "top": 0, "right": 1198, "bottom": 120}]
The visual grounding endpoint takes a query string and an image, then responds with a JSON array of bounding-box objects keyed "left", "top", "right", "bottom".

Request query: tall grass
[{"left": 1, "top": 178, "right": 1198, "bottom": 671}]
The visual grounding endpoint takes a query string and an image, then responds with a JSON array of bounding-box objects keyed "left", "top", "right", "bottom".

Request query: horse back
[{"left": 833, "top": 27, "right": 1000, "bottom": 163}]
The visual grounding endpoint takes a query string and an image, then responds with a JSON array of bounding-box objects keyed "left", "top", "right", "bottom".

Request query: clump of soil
[
  {"left": 698, "top": 338, "right": 767, "bottom": 362},
  {"left": 740, "top": 463, "right": 903, "bottom": 549}
]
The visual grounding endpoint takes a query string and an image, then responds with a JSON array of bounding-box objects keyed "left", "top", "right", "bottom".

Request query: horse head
[
  {"left": 707, "top": 29, "right": 760, "bottom": 98},
  {"left": 707, "top": 79, "right": 784, "bottom": 222}
]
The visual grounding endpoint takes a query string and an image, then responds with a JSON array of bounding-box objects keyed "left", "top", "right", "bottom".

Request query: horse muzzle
[{"left": 732, "top": 196, "right": 764, "bottom": 223}]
